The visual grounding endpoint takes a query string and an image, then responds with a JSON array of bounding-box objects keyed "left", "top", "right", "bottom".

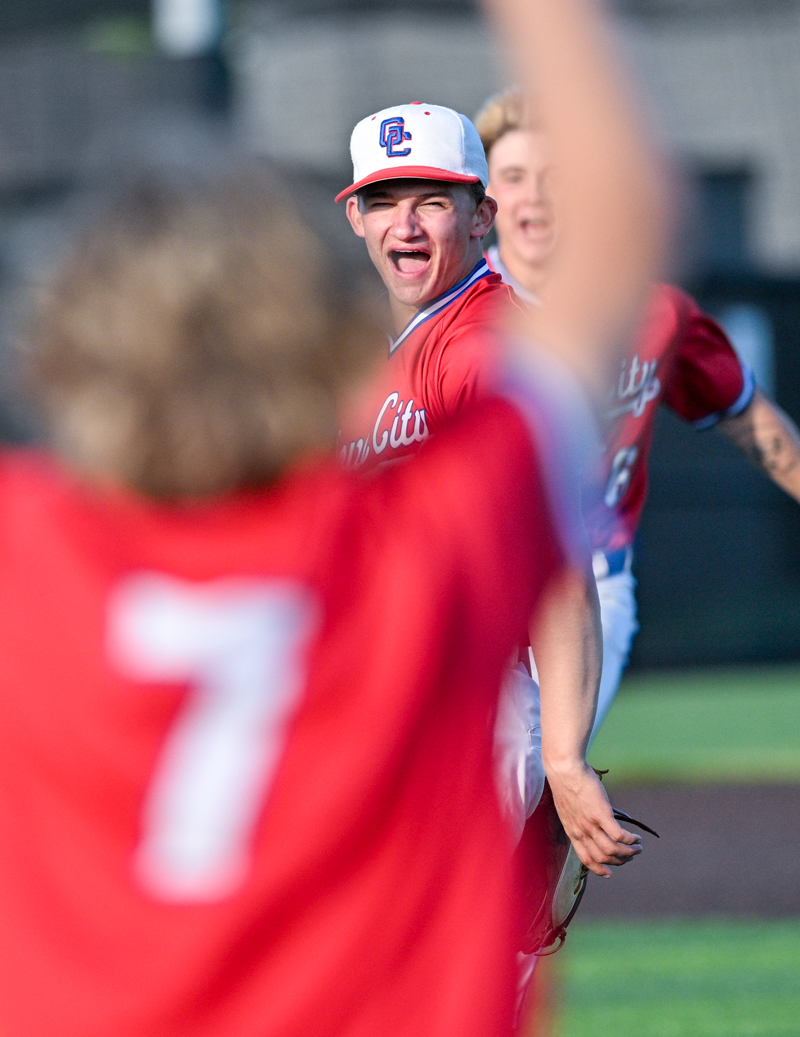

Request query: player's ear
[
  {"left": 472, "top": 194, "right": 497, "bottom": 239},
  {"left": 345, "top": 196, "right": 366, "bottom": 238}
]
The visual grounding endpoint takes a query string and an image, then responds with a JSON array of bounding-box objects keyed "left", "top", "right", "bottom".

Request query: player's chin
[
  {"left": 387, "top": 272, "right": 436, "bottom": 309},
  {"left": 517, "top": 242, "right": 552, "bottom": 270}
]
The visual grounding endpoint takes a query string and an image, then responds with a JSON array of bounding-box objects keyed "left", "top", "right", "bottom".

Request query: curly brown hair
[{"left": 26, "top": 173, "right": 377, "bottom": 499}]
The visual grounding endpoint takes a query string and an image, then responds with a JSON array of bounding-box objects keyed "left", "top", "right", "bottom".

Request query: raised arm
[
  {"left": 718, "top": 389, "right": 800, "bottom": 503},
  {"left": 484, "top": 0, "right": 666, "bottom": 391},
  {"left": 483, "top": 0, "right": 668, "bottom": 875}
]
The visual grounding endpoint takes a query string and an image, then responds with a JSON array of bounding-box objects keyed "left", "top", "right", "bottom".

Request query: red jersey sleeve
[
  {"left": 662, "top": 286, "right": 755, "bottom": 428},
  {"left": 426, "top": 279, "right": 519, "bottom": 427},
  {"left": 435, "top": 322, "right": 500, "bottom": 421}
]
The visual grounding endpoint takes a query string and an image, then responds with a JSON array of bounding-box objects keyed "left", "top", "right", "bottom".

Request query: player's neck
[
  {"left": 389, "top": 295, "right": 422, "bottom": 335},
  {"left": 497, "top": 245, "right": 549, "bottom": 302}
]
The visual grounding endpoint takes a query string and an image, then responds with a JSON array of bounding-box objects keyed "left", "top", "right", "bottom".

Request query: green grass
[
  {"left": 83, "top": 16, "right": 154, "bottom": 57},
  {"left": 559, "top": 920, "right": 800, "bottom": 1037},
  {"left": 587, "top": 664, "right": 800, "bottom": 783}
]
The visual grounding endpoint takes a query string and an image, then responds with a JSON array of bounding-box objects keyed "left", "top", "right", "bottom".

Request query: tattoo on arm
[{"left": 721, "top": 400, "right": 800, "bottom": 479}]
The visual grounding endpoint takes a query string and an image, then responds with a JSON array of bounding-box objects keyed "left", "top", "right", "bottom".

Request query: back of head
[{"left": 26, "top": 173, "right": 375, "bottom": 499}]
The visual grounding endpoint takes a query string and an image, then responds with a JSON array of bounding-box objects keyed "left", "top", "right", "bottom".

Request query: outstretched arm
[{"left": 718, "top": 389, "right": 800, "bottom": 503}]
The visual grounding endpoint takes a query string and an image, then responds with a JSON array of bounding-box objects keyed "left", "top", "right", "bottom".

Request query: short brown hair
[
  {"left": 26, "top": 173, "right": 376, "bottom": 499},
  {"left": 469, "top": 181, "right": 487, "bottom": 208},
  {"left": 474, "top": 89, "right": 541, "bottom": 156}
]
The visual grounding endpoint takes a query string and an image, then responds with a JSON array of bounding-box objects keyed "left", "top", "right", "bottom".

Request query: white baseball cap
[{"left": 335, "top": 102, "right": 489, "bottom": 203}]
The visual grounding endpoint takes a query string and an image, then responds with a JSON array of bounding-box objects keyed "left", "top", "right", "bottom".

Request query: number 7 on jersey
[{"left": 107, "top": 573, "right": 316, "bottom": 901}]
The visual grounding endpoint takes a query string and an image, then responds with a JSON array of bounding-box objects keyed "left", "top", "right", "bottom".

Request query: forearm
[
  {"left": 530, "top": 564, "right": 602, "bottom": 777},
  {"left": 719, "top": 389, "right": 800, "bottom": 503},
  {"left": 528, "top": 564, "right": 642, "bottom": 877}
]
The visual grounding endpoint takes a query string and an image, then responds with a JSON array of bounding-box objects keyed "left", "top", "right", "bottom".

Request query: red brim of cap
[{"left": 335, "top": 166, "right": 481, "bottom": 203}]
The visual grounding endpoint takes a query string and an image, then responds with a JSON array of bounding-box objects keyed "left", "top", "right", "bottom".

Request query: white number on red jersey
[
  {"left": 107, "top": 573, "right": 316, "bottom": 902},
  {"left": 604, "top": 445, "right": 639, "bottom": 508}
]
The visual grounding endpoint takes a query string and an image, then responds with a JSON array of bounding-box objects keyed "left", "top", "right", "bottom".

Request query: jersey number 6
[{"left": 604, "top": 445, "right": 639, "bottom": 508}]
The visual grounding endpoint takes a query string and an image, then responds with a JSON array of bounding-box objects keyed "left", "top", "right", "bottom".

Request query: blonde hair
[
  {"left": 474, "top": 89, "right": 541, "bottom": 156},
  {"left": 26, "top": 173, "right": 376, "bottom": 499}
]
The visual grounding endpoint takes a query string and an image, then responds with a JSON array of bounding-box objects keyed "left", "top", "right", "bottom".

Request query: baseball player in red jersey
[
  {"left": 0, "top": 0, "right": 667, "bottom": 1029},
  {"left": 337, "top": 103, "right": 511, "bottom": 472},
  {"left": 477, "top": 89, "right": 800, "bottom": 735},
  {"left": 0, "top": 177, "right": 586, "bottom": 1037},
  {"left": 336, "top": 100, "right": 644, "bottom": 885}
]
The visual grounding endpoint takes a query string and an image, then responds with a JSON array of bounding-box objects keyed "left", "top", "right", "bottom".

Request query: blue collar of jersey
[{"left": 388, "top": 258, "right": 493, "bottom": 357}]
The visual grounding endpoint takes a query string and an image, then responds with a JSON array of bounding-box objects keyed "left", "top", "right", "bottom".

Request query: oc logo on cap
[
  {"left": 379, "top": 117, "right": 412, "bottom": 158},
  {"left": 335, "top": 103, "right": 488, "bottom": 203}
]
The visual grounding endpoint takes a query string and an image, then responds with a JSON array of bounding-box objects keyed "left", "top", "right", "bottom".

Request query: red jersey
[
  {"left": 483, "top": 252, "right": 754, "bottom": 556},
  {"left": 0, "top": 387, "right": 575, "bottom": 1037},
  {"left": 339, "top": 259, "right": 520, "bottom": 472},
  {"left": 586, "top": 283, "right": 753, "bottom": 552}
]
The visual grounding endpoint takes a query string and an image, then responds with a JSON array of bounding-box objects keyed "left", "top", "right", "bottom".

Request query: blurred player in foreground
[
  {"left": 0, "top": 1, "right": 664, "bottom": 1035},
  {"left": 476, "top": 88, "right": 800, "bottom": 736}
]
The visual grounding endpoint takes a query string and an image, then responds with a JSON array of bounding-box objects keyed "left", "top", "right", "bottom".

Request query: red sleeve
[
  {"left": 662, "top": 287, "right": 755, "bottom": 428},
  {"left": 426, "top": 283, "right": 519, "bottom": 426},
  {"left": 435, "top": 323, "right": 500, "bottom": 421}
]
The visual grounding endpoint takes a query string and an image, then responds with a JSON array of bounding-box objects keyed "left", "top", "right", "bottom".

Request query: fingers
[
  {"left": 590, "top": 825, "right": 642, "bottom": 861},
  {"left": 561, "top": 800, "right": 642, "bottom": 859},
  {"left": 548, "top": 768, "right": 648, "bottom": 879},
  {"left": 582, "top": 855, "right": 613, "bottom": 879},
  {"left": 570, "top": 825, "right": 642, "bottom": 879},
  {"left": 603, "top": 818, "right": 640, "bottom": 845}
]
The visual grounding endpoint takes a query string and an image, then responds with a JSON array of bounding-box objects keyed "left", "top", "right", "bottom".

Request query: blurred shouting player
[
  {"left": 0, "top": 0, "right": 665, "bottom": 1034},
  {"left": 476, "top": 87, "right": 800, "bottom": 735}
]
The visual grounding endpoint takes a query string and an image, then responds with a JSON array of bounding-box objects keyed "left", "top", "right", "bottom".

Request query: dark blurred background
[{"left": 0, "top": 0, "right": 798, "bottom": 668}]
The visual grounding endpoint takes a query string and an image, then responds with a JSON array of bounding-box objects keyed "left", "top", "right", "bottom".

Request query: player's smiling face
[
  {"left": 346, "top": 179, "right": 496, "bottom": 331},
  {"left": 488, "top": 129, "right": 556, "bottom": 278}
]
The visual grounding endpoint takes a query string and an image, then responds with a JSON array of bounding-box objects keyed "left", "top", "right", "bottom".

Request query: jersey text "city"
[
  {"left": 608, "top": 354, "right": 661, "bottom": 419},
  {"left": 340, "top": 392, "right": 430, "bottom": 468}
]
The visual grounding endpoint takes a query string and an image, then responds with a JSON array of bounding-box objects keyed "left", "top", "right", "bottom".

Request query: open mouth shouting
[
  {"left": 390, "top": 249, "right": 432, "bottom": 275},
  {"left": 518, "top": 215, "right": 551, "bottom": 241}
]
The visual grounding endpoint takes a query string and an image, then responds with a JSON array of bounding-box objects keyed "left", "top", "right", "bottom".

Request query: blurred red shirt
[{"left": 0, "top": 389, "right": 571, "bottom": 1037}]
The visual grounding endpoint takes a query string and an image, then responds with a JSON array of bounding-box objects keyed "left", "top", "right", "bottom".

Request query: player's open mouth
[
  {"left": 390, "top": 249, "right": 431, "bottom": 274},
  {"left": 519, "top": 217, "right": 551, "bottom": 241}
]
